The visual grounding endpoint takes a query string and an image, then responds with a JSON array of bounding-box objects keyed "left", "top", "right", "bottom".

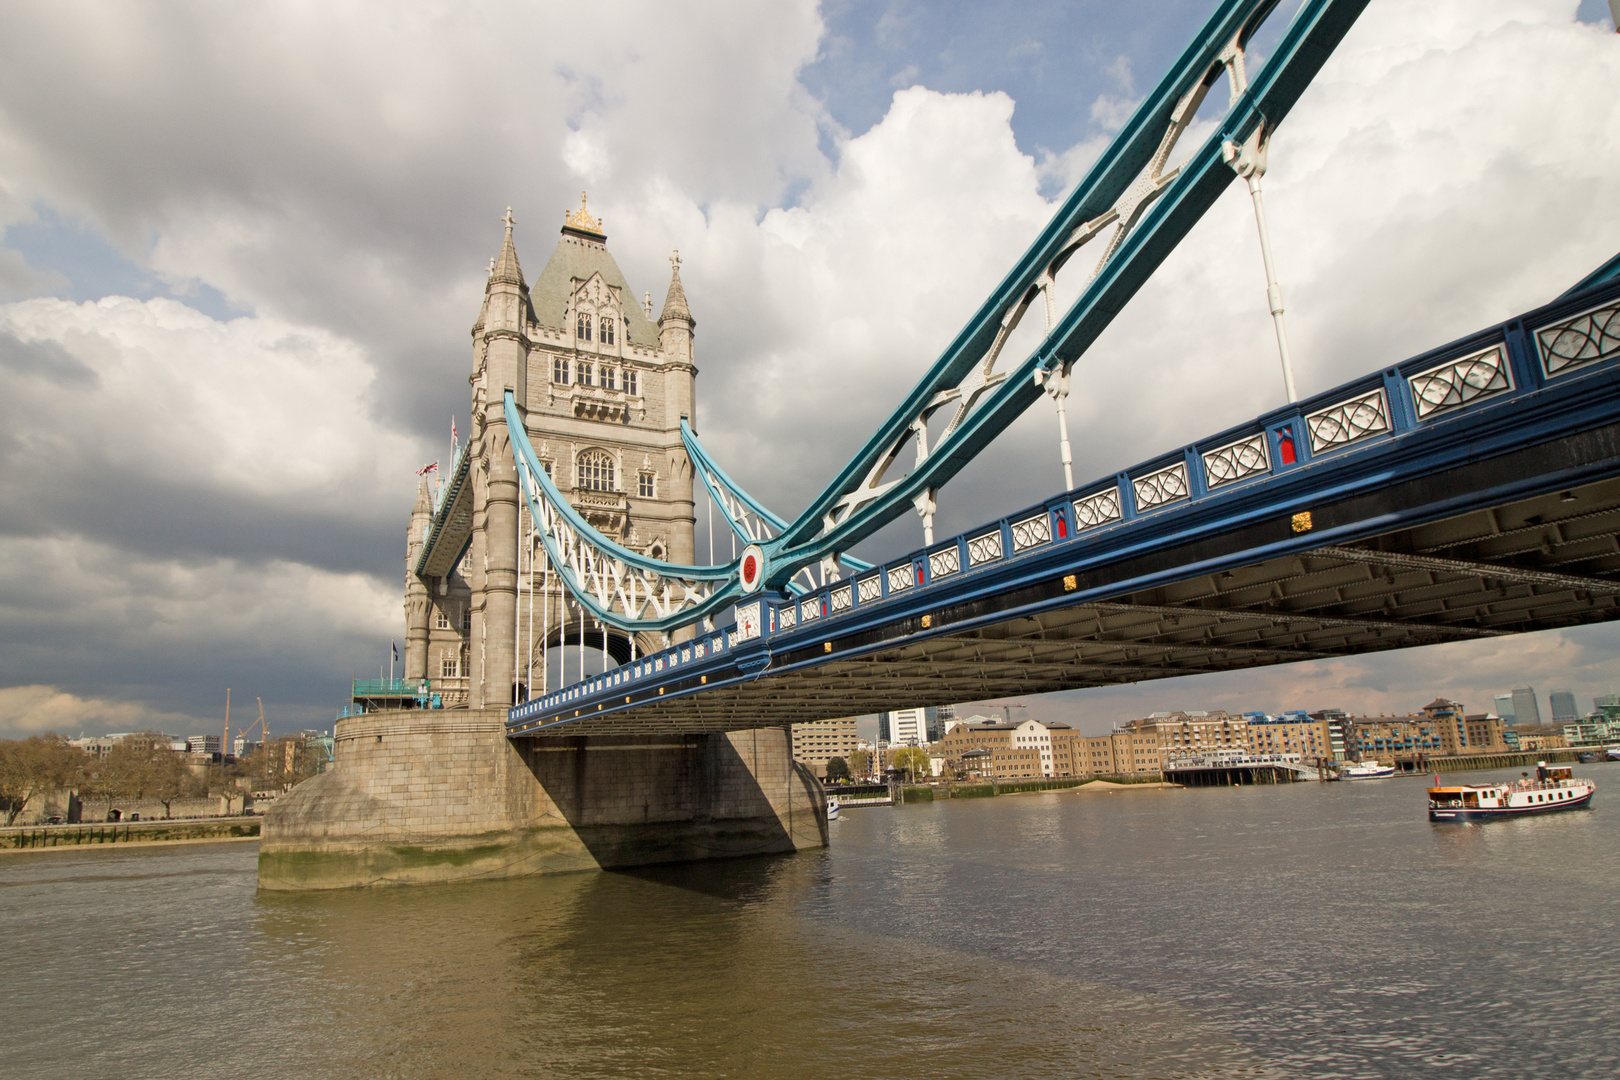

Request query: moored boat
[
  {"left": 1428, "top": 763, "right": 1595, "bottom": 822},
  {"left": 826, "top": 796, "right": 840, "bottom": 821},
  {"left": 1341, "top": 759, "right": 1396, "bottom": 780}
]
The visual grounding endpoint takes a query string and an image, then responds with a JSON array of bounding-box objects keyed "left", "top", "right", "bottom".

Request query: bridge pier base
[{"left": 257, "top": 711, "right": 826, "bottom": 891}]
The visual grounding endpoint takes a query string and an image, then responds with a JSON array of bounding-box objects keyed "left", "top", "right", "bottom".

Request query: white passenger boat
[
  {"left": 826, "top": 796, "right": 840, "bottom": 821},
  {"left": 1428, "top": 763, "right": 1595, "bottom": 822},
  {"left": 1341, "top": 760, "right": 1396, "bottom": 780}
]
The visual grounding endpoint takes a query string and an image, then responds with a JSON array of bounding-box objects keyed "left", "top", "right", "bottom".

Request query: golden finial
[{"left": 564, "top": 191, "right": 603, "bottom": 235}]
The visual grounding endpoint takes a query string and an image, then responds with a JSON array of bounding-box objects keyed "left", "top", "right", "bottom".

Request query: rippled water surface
[{"left": 3, "top": 765, "right": 1617, "bottom": 1079}]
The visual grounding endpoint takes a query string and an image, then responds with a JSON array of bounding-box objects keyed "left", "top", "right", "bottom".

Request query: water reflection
[
  {"left": 247, "top": 852, "right": 1265, "bottom": 1080},
  {"left": 5, "top": 765, "right": 1614, "bottom": 1079}
]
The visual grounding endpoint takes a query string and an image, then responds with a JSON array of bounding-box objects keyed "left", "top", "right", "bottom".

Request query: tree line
[{"left": 0, "top": 732, "right": 326, "bottom": 825}]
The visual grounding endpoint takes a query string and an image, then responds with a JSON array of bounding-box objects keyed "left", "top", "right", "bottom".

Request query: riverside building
[{"left": 790, "top": 717, "right": 860, "bottom": 780}]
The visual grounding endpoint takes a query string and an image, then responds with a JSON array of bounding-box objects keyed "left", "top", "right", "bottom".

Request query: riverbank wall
[
  {"left": 2, "top": 818, "right": 260, "bottom": 851},
  {"left": 258, "top": 710, "right": 826, "bottom": 891},
  {"left": 894, "top": 776, "right": 1170, "bottom": 802}
]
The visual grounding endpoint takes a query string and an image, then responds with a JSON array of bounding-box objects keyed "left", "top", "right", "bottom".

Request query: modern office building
[
  {"left": 1492, "top": 693, "right": 1517, "bottom": 724},
  {"left": 789, "top": 717, "right": 861, "bottom": 781},
  {"left": 879, "top": 707, "right": 941, "bottom": 746},
  {"left": 1549, "top": 689, "right": 1579, "bottom": 724},
  {"left": 1509, "top": 687, "right": 1541, "bottom": 727}
]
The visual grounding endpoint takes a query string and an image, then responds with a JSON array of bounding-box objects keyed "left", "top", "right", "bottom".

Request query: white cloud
[
  {"left": 0, "top": 0, "right": 1617, "bottom": 728},
  {"left": 0, "top": 296, "right": 418, "bottom": 505},
  {"left": 0, "top": 685, "right": 200, "bottom": 737}
]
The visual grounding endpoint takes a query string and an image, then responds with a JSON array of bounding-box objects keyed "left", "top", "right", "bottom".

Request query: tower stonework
[{"left": 261, "top": 198, "right": 826, "bottom": 890}]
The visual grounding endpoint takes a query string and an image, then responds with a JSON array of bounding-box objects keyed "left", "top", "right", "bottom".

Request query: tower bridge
[{"left": 261, "top": 0, "right": 1620, "bottom": 890}]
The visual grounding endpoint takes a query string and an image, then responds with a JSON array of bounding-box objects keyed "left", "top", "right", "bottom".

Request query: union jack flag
[{"left": 417, "top": 461, "right": 439, "bottom": 476}]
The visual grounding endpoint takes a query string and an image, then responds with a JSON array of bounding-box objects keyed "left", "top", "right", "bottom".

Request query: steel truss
[{"left": 500, "top": 0, "right": 1372, "bottom": 635}]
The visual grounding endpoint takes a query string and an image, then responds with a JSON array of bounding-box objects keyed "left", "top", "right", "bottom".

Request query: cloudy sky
[{"left": 1, "top": 0, "right": 1618, "bottom": 738}]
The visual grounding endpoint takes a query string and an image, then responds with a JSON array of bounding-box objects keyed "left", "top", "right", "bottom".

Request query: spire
[
  {"left": 490, "top": 206, "right": 526, "bottom": 289},
  {"left": 413, "top": 477, "right": 432, "bottom": 515},
  {"left": 658, "top": 249, "right": 691, "bottom": 325}
]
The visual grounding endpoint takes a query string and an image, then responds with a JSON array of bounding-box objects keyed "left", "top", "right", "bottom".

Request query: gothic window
[
  {"left": 441, "top": 656, "right": 461, "bottom": 678},
  {"left": 579, "top": 361, "right": 594, "bottom": 387},
  {"left": 462, "top": 608, "right": 471, "bottom": 631},
  {"left": 625, "top": 368, "right": 638, "bottom": 395},
  {"left": 435, "top": 607, "right": 450, "bottom": 630},
  {"left": 600, "top": 365, "right": 614, "bottom": 390},
  {"left": 638, "top": 471, "right": 655, "bottom": 498},
  {"left": 552, "top": 356, "right": 569, "bottom": 384},
  {"left": 540, "top": 460, "right": 553, "bottom": 478},
  {"left": 576, "top": 448, "right": 615, "bottom": 492},
  {"left": 599, "top": 316, "right": 615, "bottom": 346},
  {"left": 575, "top": 312, "right": 592, "bottom": 342}
]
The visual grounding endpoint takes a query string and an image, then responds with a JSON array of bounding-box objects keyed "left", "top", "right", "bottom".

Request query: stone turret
[
  {"left": 657, "top": 252, "right": 698, "bottom": 580},
  {"left": 470, "top": 208, "right": 530, "bottom": 709},
  {"left": 403, "top": 479, "right": 433, "bottom": 680}
]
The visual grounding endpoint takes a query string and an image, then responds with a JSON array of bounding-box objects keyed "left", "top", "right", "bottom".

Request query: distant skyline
[{"left": 2, "top": 1, "right": 1619, "bottom": 737}]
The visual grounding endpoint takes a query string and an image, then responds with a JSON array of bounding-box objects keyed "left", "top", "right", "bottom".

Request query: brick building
[{"left": 790, "top": 717, "right": 860, "bottom": 781}]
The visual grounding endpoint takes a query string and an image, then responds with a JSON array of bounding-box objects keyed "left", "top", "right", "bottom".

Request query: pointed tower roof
[
  {"left": 527, "top": 194, "right": 662, "bottom": 348},
  {"left": 658, "top": 249, "right": 692, "bottom": 325},
  {"left": 490, "top": 206, "right": 527, "bottom": 289},
  {"left": 413, "top": 477, "right": 433, "bottom": 515}
]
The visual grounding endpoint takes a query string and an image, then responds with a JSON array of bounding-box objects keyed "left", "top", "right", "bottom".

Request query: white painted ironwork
[
  {"left": 1306, "top": 389, "right": 1389, "bottom": 453},
  {"left": 1133, "top": 462, "right": 1190, "bottom": 512},
  {"left": 888, "top": 564, "right": 916, "bottom": 594},
  {"left": 967, "top": 531, "right": 1004, "bottom": 566},
  {"left": 734, "top": 601, "right": 762, "bottom": 642},
  {"left": 1010, "top": 512, "right": 1052, "bottom": 552},
  {"left": 1202, "top": 434, "right": 1270, "bottom": 489},
  {"left": 800, "top": 597, "right": 822, "bottom": 623},
  {"left": 778, "top": 604, "right": 797, "bottom": 629},
  {"left": 858, "top": 576, "right": 882, "bottom": 604},
  {"left": 830, "top": 584, "right": 853, "bottom": 614},
  {"left": 1072, "top": 487, "right": 1122, "bottom": 531},
  {"left": 809, "top": 21, "right": 1238, "bottom": 551},
  {"left": 1536, "top": 301, "right": 1620, "bottom": 377},
  {"left": 1409, "top": 345, "right": 1512, "bottom": 419},
  {"left": 1216, "top": 34, "right": 1298, "bottom": 403},
  {"left": 929, "top": 546, "right": 961, "bottom": 580}
]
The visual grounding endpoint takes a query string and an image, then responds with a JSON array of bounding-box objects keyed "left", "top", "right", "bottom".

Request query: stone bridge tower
[
  {"left": 402, "top": 195, "right": 699, "bottom": 710},
  {"left": 261, "top": 197, "right": 825, "bottom": 891}
]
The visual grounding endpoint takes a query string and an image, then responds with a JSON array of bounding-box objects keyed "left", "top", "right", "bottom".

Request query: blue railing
[{"left": 509, "top": 269, "right": 1620, "bottom": 734}]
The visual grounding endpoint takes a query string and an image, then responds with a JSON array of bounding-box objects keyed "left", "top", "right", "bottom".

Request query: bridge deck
[{"left": 510, "top": 275, "right": 1620, "bottom": 738}]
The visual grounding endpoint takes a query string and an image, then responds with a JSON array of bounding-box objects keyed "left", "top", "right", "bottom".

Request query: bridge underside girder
[{"left": 530, "top": 475, "right": 1620, "bottom": 734}]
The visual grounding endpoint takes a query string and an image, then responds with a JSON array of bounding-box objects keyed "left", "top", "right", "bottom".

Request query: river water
[{"left": 2, "top": 764, "right": 1616, "bottom": 1080}]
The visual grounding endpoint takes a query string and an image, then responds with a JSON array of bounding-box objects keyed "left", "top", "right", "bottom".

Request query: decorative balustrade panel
[
  {"left": 1072, "top": 487, "right": 1122, "bottom": 531},
  {"left": 1132, "top": 462, "right": 1189, "bottom": 512},
  {"left": 778, "top": 605, "right": 797, "bottom": 629},
  {"left": 1306, "top": 389, "right": 1389, "bottom": 454},
  {"left": 929, "top": 546, "right": 961, "bottom": 579},
  {"left": 1201, "top": 434, "right": 1270, "bottom": 489},
  {"left": 1537, "top": 301, "right": 1620, "bottom": 377},
  {"left": 967, "top": 531, "right": 1003, "bottom": 566},
  {"left": 888, "top": 564, "right": 915, "bottom": 594},
  {"left": 830, "top": 584, "right": 853, "bottom": 614},
  {"left": 858, "top": 576, "right": 882, "bottom": 603},
  {"left": 1408, "top": 345, "right": 1512, "bottom": 419},
  {"left": 1010, "top": 513, "right": 1052, "bottom": 552}
]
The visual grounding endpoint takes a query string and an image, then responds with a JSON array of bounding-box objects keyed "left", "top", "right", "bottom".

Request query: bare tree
[{"left": 0, "top": 736, "right": 85, "bottom": 825}]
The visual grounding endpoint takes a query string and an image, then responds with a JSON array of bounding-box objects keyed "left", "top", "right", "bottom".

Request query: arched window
[
  {"left": 576, "top": 449, "right": 615, "bottom": 492},
  {"left": 600, "top": 365, "right": 614, "bottom": 390},
  {"left": 599, "top": 316, "right": 615, "bottom": 346},
  {"left": 575, "top": 312, "right": 592, "bottom": 341},
  {"left": 625, "top": 367, "right": 638, "bottom": 395},
  {"left": 552, "top": 356, "right": 569, "bottom": 384}
]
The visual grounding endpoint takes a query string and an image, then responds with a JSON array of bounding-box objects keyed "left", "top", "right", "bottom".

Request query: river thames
[{"left": 3, "top": 764, "right": 1616, "bottom": 1079}]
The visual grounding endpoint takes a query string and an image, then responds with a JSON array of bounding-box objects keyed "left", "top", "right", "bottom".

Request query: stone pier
[{"left": 258, "top": 710, "right": 826, "bottom": 891}]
